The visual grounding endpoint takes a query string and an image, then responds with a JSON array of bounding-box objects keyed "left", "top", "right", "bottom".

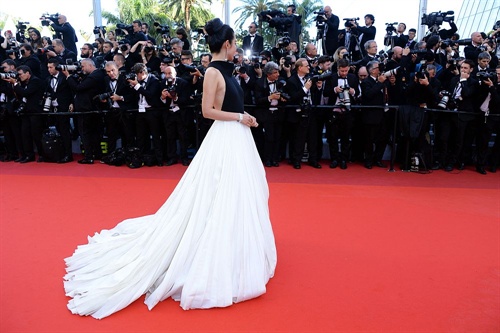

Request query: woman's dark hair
[
  {"left": 28, "top": 28, "right": 43, "bottom": 49},
  {"left": 176, "top": 27, "right": 188, "bottom": 39},
  {"left": 204, "top": 18, "right": 234, "bottom": 53}
]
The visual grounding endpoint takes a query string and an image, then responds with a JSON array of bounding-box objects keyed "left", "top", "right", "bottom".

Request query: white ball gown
[{"left": 63, "top": 61, "right": 277, "bottom": 319}]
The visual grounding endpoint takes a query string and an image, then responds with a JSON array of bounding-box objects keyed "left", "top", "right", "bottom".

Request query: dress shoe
[
  {"left": 490, "top": 166, "right": 497, "bottom": 173},
  {"left": 264, "top": 160, "right": 272, "bottom": 167},
  {"left": 457, "top": 162, "right": 465, "bottom": 170},
  {"left": 340, "top": 160, "right": 347, "bottom": 169},
  {"left": 58, "top": 155, "right": 73, "bottom": 163},
  {"left": 364, "top": 163, "right": 373, "bottom": 169},
  {"left": 165, "top": 159, "right": 177, "bottom": 166},
  {"left": 293, "top": 162, "right": 301, "bottom": 169},
  {"left": 14, "top": 156, "right": 24, "bottom": 162},
  {"left": 329, "top": 160, "right": 338, "bottom": 169},
  {"left": 272, "top": 161, "right": 279, "bottom": 167},
  {"left": 78, "top": 158, "right": 94, "bottom": 164},
  {"left": 157, "top": 162, "right": 164, "bottom": 167},
  {"left": 375, "top": 161, "right": 387, "bottom": 168},
  {"left": 181, "top": 159, "right": 190, "bottom": 166},
  {"left": 431, "top": 162, "right": 442, "bottom": 170},
  {"left": 444, "top": 164, "right": 453, "bottom": 172},
  {"left": 37, "top": 156, "right": 45, "bottom": 163},
  {"left": 476, "top": 166, "right": 487, "bottom": 175},
  {"left": 19, "top": 156, "right": 35, "bottom": 163},
  {"left": 309, "top": 161, "right": 322, "bottom": 169}
]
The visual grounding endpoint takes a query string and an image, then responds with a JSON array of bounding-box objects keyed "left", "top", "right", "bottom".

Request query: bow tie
[
  {"left": 250, "top": 35, "right": 255, "bottom": 38},
  {"left": 268, "top": 81, "right": 276, "bottom": 85},
  {"left": 110, "top": 78, "right": 117, "bottom": 82},
  {"left": 52, "top": 75, "right": 58, "bottom": 79}
]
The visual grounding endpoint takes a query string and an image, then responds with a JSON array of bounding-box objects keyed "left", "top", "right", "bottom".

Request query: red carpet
[{"left": 1, "top": 161, "right": 499, "bottom": 332}]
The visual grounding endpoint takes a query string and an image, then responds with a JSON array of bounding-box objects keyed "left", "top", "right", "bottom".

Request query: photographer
[
  {"left": 64, "top": 58, "right": 106, "bottom": 164},
  {"left": 269, "top": 4, "right": 302, "bottom": 51},
  {"left": 324, "top": 58, "right": 359, "bottom": 169},
  {"left": 0, "top": 59, "right": 22, "bottom": 161},
  {"left": 464, "top": 32, "right": 485, "bottom": 63},
  {"left": 101, "top": 61, "right": 138, "bottom": 153},
  {"left": 175, "top": 27, "right": 190, "bottom": 51},
  {"left": 46, "top": 39, "right": 77, "bottom": 65},
  {"left": 131, "top": 40, "right": 161, "bottom": 75},
  {"left": 242, "top": 22, "right": 264, "bottom": 56},
  {"left": 44, "top": 58, "right": 74, "bottom": 162},
  {"left": 392, "top": 23, "right": 409, "bottom": 48},
  {"left": 303, "top": 43, "right": 319, "bottom": 68},
  {"left": 160, "top": 64, "right": 191, "bottom": 166},
  {"left": 320, "top": 6, "right": 339, "bottom": 56},
  {"left": 338, "top": 21, "right": 359, "bottom": 61},
  {"left": 1, "top": 30, "right": 19, "bottom": 63},
  {"left": 254, "top": 61, "right": 287, "bottom": 167},
  {"left": 16, "top": 44, "right": 41, "bottom": 78},
  {"left": 128, "top": 63, "right": 163, "bottom": 166},
  {"left": 481, "top": 65, "right": 500, "bottom": 172},
  {"left": 127, "top": 20, "right": 148, "bottom": 47},
  {"left": 45, "top": 14, "right": 78, "bottom": 56},
  {"left": 142, "top": 23, "right": 157, "bottom": 45},
  {"left": 350, "top": 14, "right": 376, "bottom": 58},
  {"left": 3, "top": 65, "right": 45, "bottom": 163}
]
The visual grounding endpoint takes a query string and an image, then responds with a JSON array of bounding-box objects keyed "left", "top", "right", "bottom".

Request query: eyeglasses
[
  {"left": 371, "top": 67, "right": 379, "bottom": 70},
  {"left": 80, "top": 48, "right": 88, "bottom": 50},
  {"left": 181, "top": 58, "right": 190, "bottom": 61}
]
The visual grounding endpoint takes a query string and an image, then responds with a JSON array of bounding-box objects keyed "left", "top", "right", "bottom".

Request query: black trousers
[
  {"left": 163, "top": 110, "right": 188, "bottom": 161},
  {"left": 77, "top": 113, "right": 102, "bottom": 159},
  {"left": 326, "top": 111, "right": 354, "bottom": 162},
  {"left": 363, "top": 121, "right": 387, "bottom": 164},
  {"left": 53, "top": 114, "right": 73, "bottom": 157},
  {"left": 307, "top": 108, "right": 329, "bottom": 163},
  {"left": 21, "top": 114, "right": 45, "bottom": 158},
  {"left": 262, "top": 110, "right": 284, "bottom": 163},
  {"left": 105, "top": 109, "right": 136, "bottom": 152},
  {"left": 289, "top": 115, "right": 310, "bottom": 164},
  {"left": 2, "top": 114, "right": 23, "bottom": 157},
  {"left": 136, "top": 109, "right": 163, "bottom": 162}
]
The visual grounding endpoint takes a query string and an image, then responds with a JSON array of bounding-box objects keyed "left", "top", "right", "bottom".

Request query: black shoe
[
  {"left": 78, "top": 158, "right": 94, "bottom": 164},
  {"left": 476, "top": 166, "right": 487, "bottom": 175},
  {"left": 181, "top": 159, "right": 190, "bottom": 166},
  {"left": 309, "top": 161, "right": 322, "bottom": 169},
  {"left": 375, "top": 161, "right": 387, "bottom": 168},
  {"left": 490, "top": 166, "right": 497, "bottom": 173},
  {"left": 272, "top": 161, "right": 280, "bottom": 167},
  {"left": 264, "top": 160, "right": 272, "bottom": 167},
  {"left": 340, "top": 160, "right": 347, "bottom": 169},
  {"left": 1, "top": 155, "right": 15, "bottom": 162},
  {"left": 37, "top": 156, "right": 45, "bottom": 163},
  {"left": 19, "top": 156, "right": 35, "bottom": 163},
  {"left": 57, "top": 156, "right": 73, "bottom": 164},
  {"left": 364, "top": 163, "right": 373, "bottom": 169},
  {"left": 458, "top": 162, "right": 465, "bottom": 170},
  {"left": 431, "top": 162, "right": 441, "bottom": 170},
  {"left": 165, "top": 159, "right": 177, "bottom": 166},
  {"left": 14, "top": 157, "right": 24, "bottom": 162},
  {"left": 157, "top": 162, "right": 164, "bottom": 167},
  {"left": 329, "top": 160, "right": 338, "bottom": 169},
  {"left": 293, "top": 162, "right": 301, "bottom": 169},
  {"left": 444, "top": 164, "right": 453, "bottom": 172}
]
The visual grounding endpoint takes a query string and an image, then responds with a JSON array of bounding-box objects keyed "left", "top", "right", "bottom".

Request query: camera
[
  {"left": 235, "top": 65, "right": 246, "bottom": 75},
  {"left": 343, "top": 18, "right": 359, "bottom": 28},
  {"left": 313, "top": 10, "right": 327, "bottom": 23},
  {"left": 277, "top": 35, "right": 291, "bottom": 48},
  {"left": 447, "top": 59, "right": 460, "bottom": 72},
  {"left": 94, "top": 92, "right": 113, "bottom": 109},
  {"left": 56, "top": 64, "right": 81, "bottom": 72},
  {"left": 40, "top": 13, "right": 59, "bottom": 26},
  {"left": 283, "top": 56, "right": 293, "bottom": 68},
  {"left": 337, "top": 82, "right": 351, "bottom": 111},
  {"left": 5, "top": 48, "right": 19, "bottom": 57},
  {"left": 153, "top": 22, "right": 170, "bottom": 36},
  {"left": 14, "top": 101, "right": 26, "bottom": 115},
  {"left": 16, "top": 21, "right": 29, "bottom": 31},
  {"left": 385, "top": 22, "right": 398, "bottom": 34},
  {"left": 116, "top": 23, "right": 134, "bottom": 36},
  {"left": 310, "top": 71, "right": 332, "bottom": 83},
  {"left": 437, "top": 90, "right": 456, "bottom": 109},
  {"left": 42, "top": 92, "right": 53, "bottom": 112},
  {"left": 0, "top": 72, "right": 18, "bottom": 80},
  {"left": 421, "top": 11, "right": 454, "bottom": 27},
  {"left": 440, "top": 39, "right": 455, "bottom": 49},
  {"left": 276, "top": 80, "right": 291, "bottom": 101},
  {"left": 258, "top": 10, "right": 284, "bottom": 23},
  {"left": 93, "top": 26, "right": 106, "bottom": 35},
  {"left": 37, "top": 46, "right": 55, "bottom": 56},
  {"left": 125, "top": 73, "right": 137, "bottom": 81},
  {"left": 416, "top": 64, "right": 428, "bottom": 79},
  {"left": 477, "top": 70, "right": 497, "bottom": 81},
  {"left": 144, "top": 45, "right": 154, "bottom": 53}
]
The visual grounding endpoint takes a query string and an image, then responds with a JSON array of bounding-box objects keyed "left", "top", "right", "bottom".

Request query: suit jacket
[
  {"left": 242, "top": 34, "right": 264, "bottom": 55},
  {"left": 45, "top": 73, "right": 74, "bottom": 112},
  {"left": 360, "top": 76, "right": 385, "bottom": 124},
  {"left": 324, "top": 73, "right": 360, "bottom": 105},
  {"left": 284, "top": 73, "right": 309, "bottom": 123},
  {"left": 448, "top": 75, "right": 478, "bottom": 121},
  {"left": 51, "top": 22, "right": 78, "bottom": 55},
  {"left": 135, "top": 74, "right": 163, "bottom": 109},
  {"left": 55, "top": 49, "right": 77, "bottom": 65},
  {"left": 103, "top": 74, "right": 138, "bottom": 110},
  {"left": 254, "top": 77, "right": 286, "bottom": 122},
  {"left": 160, "top": 76, "right": 191, "bottom": 109},
  {"left": 67, "top": 68, "right": 106, "bottom": 112},
  {"left": 13, "top": 76, "right": 44, "bottom": 113},
  {"left": 323, "top": 14, "right": 340, "bottom": 55},
  {"left": 337, "top": 29, "right": 358, "bottom": 54},
  {"left": 352, "top": 25, "right": 376, "bottom": 57}
]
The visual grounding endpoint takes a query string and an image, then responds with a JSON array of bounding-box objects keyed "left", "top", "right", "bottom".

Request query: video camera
[
  {"left": 343, "top": 18, "right": 359, "bottom": 28},
  {"left": 93, "top": 26, "right": 106, "bottom": 35},
  {"left": 314, "top": 10, "right": 327, "bottom": 23},
  {"left": 258, "top": 9, "right": 285, "bottom": 23},
  {"left": 116, "top": 23, "right": 134, "bottom": 36},
  {"left": 421, "top": 11, "right": 454, "bottom": 28},
  {"left": 40, "top": 13, "right": 59, "bottom": 26},
  {"left": 15, "top": 21, "right": 29, "bottom": 31},
  {"left": 477, "top": 70, "right": 497, "bottom": 82},
  {"left": 153, "top": 22, "right": 170, "bottom": 36},
  {"left": 385, "top": 22, "right": 398, "bottom": 34}
]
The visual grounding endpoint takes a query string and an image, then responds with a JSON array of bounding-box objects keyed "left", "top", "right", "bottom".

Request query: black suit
[
  {"left": 352, "top": 25, "right": 376, "bottom": 58},
  {"left": 0, "top": 80, "right": 22, "bottom": 158},
  {"left": 324, "top": 73, "right": 359, "bottom": 163},
  {"left": 323, "top": 14, "right": 340, "bottom": 56},
  {"left": 67, "top": 68, "right": 106, "bottom": 159},
  {"left": 134, "top": 74, "right": 164, "bottom": 162},
  {"left": 13, "top": 76, "right": 45, "bottom": 158},
  {"left": 254, "top": 77, "right": 286, "bottom": 163},
  {"left": 17, "top": 55, "right": 41, "bottom": 78},
  {"left": 51, "top": 22, "right": 78, "bottom": 55},
  {"left": 45, "top": 73, "right": 74, "bottom": 157},
  {"left": 337, "top": 29, "right": 359, "bottom": 60},
  {"left": 102, "top": 74, "right": 139, "bottom": 152},
  {"left": 53, "top": 49, "right": 77, "bottom": 65},
  {"left": 161, "top": 77, "right": 192, "bottom": 161},
  {"left": 242, "top": 34, "right": 264, "bottom": 56},
  {"left": 360, "top": 75, "right": 387, "bottom": 165}
]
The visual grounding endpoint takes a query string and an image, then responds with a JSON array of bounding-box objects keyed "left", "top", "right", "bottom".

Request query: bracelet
[{"left": 237, "top": 113, "right": 243, "bottom": 122}]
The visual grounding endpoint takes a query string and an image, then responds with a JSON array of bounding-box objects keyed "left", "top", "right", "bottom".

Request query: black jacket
[
  {"left": 45, "top": 73, "right": 74, "bottom": 112},
  {"left": 360, "top": 76, "right": 385, "bottom": 124},
  {"left": 67, "top": 69, "right": 106, "bottom": 112},
  {"left": 242, "top": 34, "right": 264, "bottom": 55},
  {"left": 323, "top": 14, "right": 340, "bottom": 55},
  {"left": 103, "top": 74, "right": 138, "bottom": 111},
  {"left": 13, "top": 76, "right": 44, "bottom": 113}
]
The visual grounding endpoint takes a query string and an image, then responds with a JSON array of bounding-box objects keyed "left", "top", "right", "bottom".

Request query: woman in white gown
[{"left": 64, "top": 18, "right": 277, "bottom": 319}]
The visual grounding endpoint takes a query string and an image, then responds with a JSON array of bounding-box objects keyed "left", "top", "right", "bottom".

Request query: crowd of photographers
[{"left": 0, "top": 9, "right": 499, "bottom": 174}]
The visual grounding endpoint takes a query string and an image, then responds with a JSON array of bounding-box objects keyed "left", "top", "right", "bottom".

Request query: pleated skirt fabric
[{"left": 64, "top": 120, "right": 277, "bottom": 319}]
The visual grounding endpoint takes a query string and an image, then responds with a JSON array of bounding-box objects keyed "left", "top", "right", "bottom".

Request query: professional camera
[
  {"left": 336, "top": 82, "right": 351, "bottom": 111},
  {"left": 440, "top": 39, "right": 455, "bottom": 49},
  {"left": 375, "top": 50, "right": 389, "bottom": 62},
  {"left": 40, "top": 13, "right": 59, "bottom": 26},
  {"left": 36, "top": 45, "right": 55, "bottom": 56},
  {"left": 283, "top": 56, "right": 293, "bottom": 68},
  {"left": 437, "top": 90, "right": 456, "bottom": 109},
  {"left": 382, "top": 66, "right": 400, "bottom": 78},
  {"left": 454, "top": 38, "right": 472, "bottom": 46},
  {"left": 421, "top": 11, "right": 454, "bottom": 27},
  {"left": 181, "top": 64, "right": 198, "bottom": 73},
  {"left": 14, "top": 101, "right": 26, "bottom": 115},
  {"left": 5, "top": 48, "right": 20, "bottom": 57},
  {"left": 313, "top": 10, "right": 327, "bottom": 22},
  {"left": 15, "top": 21, "right": 29, "bottom": 31},
  {"left": 125, "top": 73, "right": 137, "bottom": 81},
  {"left": 165, "top": 77, "right": 176, "bottom": 91},
  {"left": 234, "top": 65, "right": 247, "bottom": 75},
  {"left": 0, "top": 72, "right": 18, "bottom": 80},
  {"left": 56, "top": 63, "right": 81, "bottom": 72},
  {"left": 446, "top": 58, "right": 460, "bottom": 72},
  {"left": 416, "top": 62, "right": 428, "bottom": 79},
  {"left": 385, "top": 22, "right": 398, "bottom": 34},
  {"left": 153, "top": 22, "right": 170, "bottom": 36},
  {"left": 42, "top": 92, "right": 53, "bottom": 112},
  {"left": 93, "top": 26, "right": 106, "bottom": 35},
  {"left": 116, "top": 23, "right": 134, "bottom": 36},
  {"left": 276, "top": 79, "right": 291, "bottom": 101},
  {"left": 250, "top": 55, "right": 263, "bottom": 69},
  {"left": 94, "top": 92, "right": 113, "bottom": 109},
  {"left": 477, "top": 70, "right": 497, "bottom": 81},
  {"left": 310, "top": 71, "right": 332, "bottom": 83},
  {"left": 258, "top": 9, "right": 285, "bottom": 23},
  {"left": 343, "top": 18, "right": 359, "bottom": 28},
  {"left": 277, "top": 35, "right": 291, "bottom": 48}
]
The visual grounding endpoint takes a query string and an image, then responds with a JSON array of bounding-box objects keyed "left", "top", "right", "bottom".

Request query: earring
[{"left": 224, "top": 47, "right": 228, "bottom": 62}]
